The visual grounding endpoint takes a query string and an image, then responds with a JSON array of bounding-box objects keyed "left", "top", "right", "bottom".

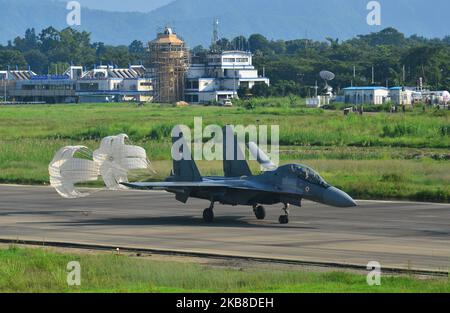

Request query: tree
[
  {"left": 251, "top": 83, "right": 271, "bottom": 97},
  {"left": 272, "top": 80, "right": 299, "bottom": 97},
  {"left": 231, "top": 36, "right": 248, "bottom": 51},
  {"left": 0, "top": 50, "right": 27, "bottom": 69},
  {"left": 39, "top": 27, "right": 61, "bottom": 53},
  {"left": 128, "top": 40, "right": 145, "bottom": 54},
  {"left": 248, "top": 34, "right": 270, "bottom": 53},
  {"left": 216, "top": 38, "right": 232, "bottom": 51},
  {"left": 238, "top": 86, "right": 251, "bottom": 99},
  {"left": 357, "top": 27, "right": 406, "bottom": 47},
  {"left": 96, "top": 45, "right": 132, "bottom": 68},
  {"left": 24, "top": 50, "right": 48, "bottom": 73},
  {"left": 13, "top": 28, "right": 39, "bottom": 52}
]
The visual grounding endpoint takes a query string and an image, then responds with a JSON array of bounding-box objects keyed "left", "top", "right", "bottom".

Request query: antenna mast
[{"left": 211, "top": 18, "right": 219, "bottom": 52}]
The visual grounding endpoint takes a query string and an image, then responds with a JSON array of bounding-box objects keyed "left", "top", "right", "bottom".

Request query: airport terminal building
[
  {"left": 1, "top": 65, "right": 153, "bottom": 104},
  {"left": 1, "top": 52, "right": 269, "bottom": 105},
  {"left": 185, "top": 51, "right": 270, "bottom": 104}
]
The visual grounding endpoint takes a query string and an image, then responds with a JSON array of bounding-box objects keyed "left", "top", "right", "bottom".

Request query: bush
[
  {"left": 381, "top": 173, "right": 404, "bottom": 183},
  {"left": 147, "top": 124, "right": 173, "bottom": 141},
  {"left": 382, "top": 124, "right": 419, "bottom": 138},
  {"left": 440, "top": 125, "right": 450, "bottom": 136}
]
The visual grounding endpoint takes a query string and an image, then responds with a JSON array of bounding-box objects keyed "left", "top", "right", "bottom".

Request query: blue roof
[
  {"left": 343, "top": 86, "right": 388, "bottom": 91},
  {"left": 389, "top": 86, "right": 416, "bottom": 91},
  {"left": 30, "top": 74, "right": 70, "bottom": 80}
]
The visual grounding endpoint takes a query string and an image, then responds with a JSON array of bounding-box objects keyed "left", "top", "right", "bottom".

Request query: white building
[
  {"left": 76, "top": 65, "right": 152, "bottom": 103},
  {"left": 422, "top": 90, "right": 450, "bottom": 105},
  {"left": 343, "top": 87, "right": 389, "bottom": 105},
  {"left": 2, "top": 65, "right": 152, "bottom": 104},
  {"left": 185, "top": 51, "right": 270, "bottom": 104},
  {"left": 389, "top": 87, "right": 415, "bottom": 105}
]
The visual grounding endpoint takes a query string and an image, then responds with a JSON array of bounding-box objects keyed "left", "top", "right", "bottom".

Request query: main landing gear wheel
[
  {"left": 279, "top": 215, "right": 289, "bottom": 224},
  {"left": 203, "top": 202, "right": 215, "bottom": 223},
  {"left": 253, "top": 205, "right": 266, "bottom": 220},
  {"left": 279, "top": 203, "right": 290, "bottom": 224},
  {"left": 203, "top": 208, "right": 214, "bottom": 223}
]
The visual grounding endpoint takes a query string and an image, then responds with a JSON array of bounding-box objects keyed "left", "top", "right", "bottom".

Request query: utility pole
[
  {"left": 233, "top": 61, "right": 237, "bottom": 99},
  {"left": 402, "top": 65, "right": 406, "bottom": 85},
  {"left": 2, "top": 68, "right": 7, "bottom": 103},
  {"left": 2, "top": 77, "right": 6, "bottom": 103},
  {"left": 371, "top": 66, "right": 375, "bottom": 85},
  {"left": 352, "top": 65, "right": 356, "bottom": 87}
]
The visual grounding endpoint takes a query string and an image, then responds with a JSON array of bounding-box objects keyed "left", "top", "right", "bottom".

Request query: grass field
[
  {"left": 0, "top": 102, "right": 449, "bottom": 201},
  {"left": 0, "top": 246, "right": 449, "bottom": 293}
]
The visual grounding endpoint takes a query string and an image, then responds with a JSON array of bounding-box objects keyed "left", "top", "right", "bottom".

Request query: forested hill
[{"left": 0, "top": 0, "right": 449, "bottom": 46}]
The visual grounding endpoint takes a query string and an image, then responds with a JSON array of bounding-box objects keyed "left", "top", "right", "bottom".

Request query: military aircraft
[{"left": 122, "top": 126, "right": 356, "bottom": 224}]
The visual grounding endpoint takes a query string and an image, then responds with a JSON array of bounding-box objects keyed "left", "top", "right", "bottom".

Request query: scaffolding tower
[{"left": 149, "top": 27, "right": 189, "bottom": 103}]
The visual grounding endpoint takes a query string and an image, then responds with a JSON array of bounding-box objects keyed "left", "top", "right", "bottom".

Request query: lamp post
[{"left": 2, "top": 76, "right": 6, "bottom": 103}]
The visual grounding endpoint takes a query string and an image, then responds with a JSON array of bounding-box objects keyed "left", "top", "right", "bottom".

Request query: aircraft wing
[
  {"left": 122, "top": 180, "right": 301, "bottom": 197},
  {"left": 122, "top": 181, "right": 230, "bottom": 189}
]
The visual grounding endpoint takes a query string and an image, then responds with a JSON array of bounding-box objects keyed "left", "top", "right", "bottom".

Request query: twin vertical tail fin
[
  {"left": 222, "top": 126, "right": 252, "bottom": 177},
  {"left": 171, "top": 126, "right": 202, "bottom": 182},
  {"left": 170, "top": 125, "right": 274, "bottom": 181}
]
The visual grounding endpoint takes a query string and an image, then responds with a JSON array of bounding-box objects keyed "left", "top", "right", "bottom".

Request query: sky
[{"left": 57, "top": 0, "right": 173, "bottom": 12}]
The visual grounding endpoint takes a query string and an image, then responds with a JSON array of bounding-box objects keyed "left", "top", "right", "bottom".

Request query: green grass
[
  {"left": 1, "top": 102, "right": 449, "bottom": 148},
  {"left": 0, "top": 102, "right": 449, "bottom": 201},
  {"left": 1, "top": 246, "right": 449, "bottom": 293}
]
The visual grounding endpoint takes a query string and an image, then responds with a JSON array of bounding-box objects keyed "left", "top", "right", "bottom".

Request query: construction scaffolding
[{"left": 149, "top": 27, "right": 189, "bottom": 103}]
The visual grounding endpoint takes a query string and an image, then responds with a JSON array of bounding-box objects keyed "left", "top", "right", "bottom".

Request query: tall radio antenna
[{"left": 212, "top": 18, "right": 219, "bottom": 46}]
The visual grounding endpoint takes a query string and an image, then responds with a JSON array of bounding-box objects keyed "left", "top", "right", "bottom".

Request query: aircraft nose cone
[{"left": 323, "top": 187, "right": 357, "bottom": 207}]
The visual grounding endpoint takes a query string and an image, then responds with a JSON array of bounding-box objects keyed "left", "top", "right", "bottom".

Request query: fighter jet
[{"left": 123, "top": 127, "right": 356, "bottom": 224}]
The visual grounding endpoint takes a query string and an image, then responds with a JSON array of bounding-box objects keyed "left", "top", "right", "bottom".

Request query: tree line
[
  {"left": 0, "top": 27, "right": 147, "bottom": 75},
  {"left": 1, "top": 27, "right": 449, "bottom": 97}
]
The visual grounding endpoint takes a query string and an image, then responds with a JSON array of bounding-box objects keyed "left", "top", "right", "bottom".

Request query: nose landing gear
[{"left": 279, "top": 203, "right": 290, "bottom": 224}]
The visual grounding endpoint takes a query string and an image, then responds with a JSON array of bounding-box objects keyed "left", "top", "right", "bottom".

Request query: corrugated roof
[
  {"left": 81, "top": 66, "right": 145, "bottom": 80},
  {"left": 9, "top": 70, "right": 36, "bottom": 80}
]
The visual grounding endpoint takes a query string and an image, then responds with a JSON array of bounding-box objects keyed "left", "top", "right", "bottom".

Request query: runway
[{"left": 0, "top": 185, "right": 449, "bottom": 272}]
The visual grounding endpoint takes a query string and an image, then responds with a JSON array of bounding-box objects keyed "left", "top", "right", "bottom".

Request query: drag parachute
[
  {"left": 49, "top": 134, "right": 151, "bottom": 198},
  {"left": 93, "top": 134, "right": 149, "bottom": 190},
  {"left": 48, "top": 146, "right": 100, "bottom": 199}
]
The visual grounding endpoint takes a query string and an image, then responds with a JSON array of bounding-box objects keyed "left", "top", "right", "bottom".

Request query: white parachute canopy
[
  {"left": 49, "top": 134, "right": 151, "bottom": 198},
  {"left": 93, "top": 134, "right": 149, "bottom": 190},
  {"left": 48, "top": 146, "right": 100, "bottom": 199}
]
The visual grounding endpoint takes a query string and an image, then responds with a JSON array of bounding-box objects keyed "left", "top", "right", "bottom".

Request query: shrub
[
  {"left": 440, "top": 125, "right": 450, "bottom": 136},
  {"left": 382, "top": 124, "right": 419, "bottom": 138}
]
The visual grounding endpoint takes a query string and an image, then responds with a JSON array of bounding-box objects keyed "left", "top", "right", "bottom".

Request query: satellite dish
[
  {"left": 320, "top": 70, "right": 335, "bottom": 82},
  {"left": 319, "top": 70, "right": 335, "bottom": 96}
]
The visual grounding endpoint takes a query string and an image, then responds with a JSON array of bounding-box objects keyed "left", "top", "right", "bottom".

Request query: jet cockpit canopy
[{"left": 291, "top": 164, "right": 330, "bottom": 188}]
